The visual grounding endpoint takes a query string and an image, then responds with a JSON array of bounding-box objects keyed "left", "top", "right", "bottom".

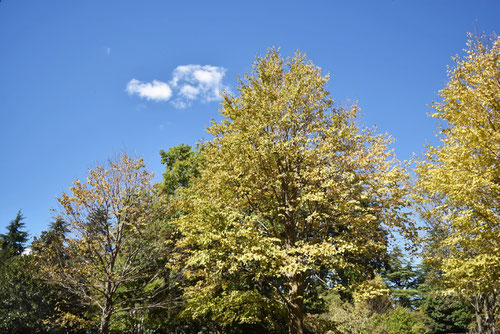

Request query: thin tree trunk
[
  {"left": 474, "top": 294, "right": 484, "bottom": 334},
  {"left": 99, "top": 307, "right": 112, "bottom": 334},
  {"left": 99, "top": 283, "right": 113, "bottom": 334}
]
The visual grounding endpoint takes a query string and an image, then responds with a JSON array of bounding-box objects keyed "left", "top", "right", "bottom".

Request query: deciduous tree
[
  {"left": 34, "top": 155, "right": 176, "bottom": 334},
  {"left": 176, "top": 49, "right": 413, "bottom": 334},
  {"left": 415, "top": 34, "right": 500, "bottom": 333}
]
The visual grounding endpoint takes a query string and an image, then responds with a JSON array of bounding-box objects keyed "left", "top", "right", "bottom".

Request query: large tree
[
  {"left": 415, "top": 35, "right": 500, "bottom": 333},
  {"left": 176, "top": 49, "right": 412, "bottom": 334},
  {"left": 34, "top": 155, "right": 177, "bottom": 334}
]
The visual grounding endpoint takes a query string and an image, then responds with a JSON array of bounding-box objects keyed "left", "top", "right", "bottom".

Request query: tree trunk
[
  {"left": 473, "top": 292, "right": 498, "bottom": 334},
  {"left": 474, "top": 294, "right": 484, "bottom": 334},
  {"left": 99, "top": 284, "right": 113, "bottom": 334},
  {"left": 483, "top": 292, "right": 497, "bottom": 334},
  {"left": 288, "top": 274, "right": 305, "bottom": 334},
  {"left": 99, "top": 307, "right": 112, "bottom": 334}
]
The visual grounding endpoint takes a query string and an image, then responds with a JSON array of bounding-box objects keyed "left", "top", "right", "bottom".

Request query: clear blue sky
[{"left": 1, "top": 0, "right": 498, "bottom": 240}]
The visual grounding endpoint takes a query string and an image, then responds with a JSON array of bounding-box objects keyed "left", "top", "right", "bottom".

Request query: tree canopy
[
  {"left": 33, "top": 155, "right": 177, "bottom": 334},
  {"left": 160, "top": 143, "right": 202, "bottom": 196},
  {"left": 175, "top": 49, "right": 413, "bottom": 334},
  {"left": 3, "top": 36, "right": 499, "bottom": 334},
  {"left": 415, "top": 34, "right": 500, "bottom": 333}
]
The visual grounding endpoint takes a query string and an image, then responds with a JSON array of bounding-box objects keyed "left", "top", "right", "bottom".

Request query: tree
[
  {"left": 415, "top": 34, "right": 500, "bottom": 333},
  {"left": 420, "top": 289, "right": 472, "bottom": 334},
  {"left": 0, "top": 210, "right": 29, "bottom": 257},
  {"left": 370, "top": 306, "right": 427, "bottom": 334},
  {"left": 0, "top": 213, "right": 87, "bottom": 334},
  {"left": 176, "top": 49, "right": 413, "bottom": 334},
  {"left": 0, "top": 213, "right": 78, "bottom": 334},
  {"left": 160, "top": 144, "right": 202, "bottom": 196},
  {"left": 0, "top": 253, "right": 90, "bottom": 334},
  {"left": 34, "top": 155, "right": 177, "bottom": 334},
  {"left": 382, "top": 248, "right": 424, "bottom": 310}
]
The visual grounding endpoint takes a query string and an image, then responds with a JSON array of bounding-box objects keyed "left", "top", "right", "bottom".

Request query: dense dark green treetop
[
  {"left": 0, "top": 210, "right": 29, "bottom": 257},
  {"left": 382, "top": 248, "right": 425, "bottom": 310}
]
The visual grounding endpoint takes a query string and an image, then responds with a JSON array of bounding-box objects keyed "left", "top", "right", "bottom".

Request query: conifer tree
[{"left": 0, "top": 210, "right": 28, "bottom": 257}]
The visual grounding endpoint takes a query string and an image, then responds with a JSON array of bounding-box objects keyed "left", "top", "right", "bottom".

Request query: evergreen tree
[
  {"left": 0, "top": 210, "right": 29, "bottom": 257},
  {"left": 382, "top": 248, "right": 424, "bottom": 309}
]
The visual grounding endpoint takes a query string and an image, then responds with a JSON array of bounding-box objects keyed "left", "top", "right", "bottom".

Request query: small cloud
[
  {"left": 126, "top": 79, "right": 172, "bottom": 102},
  {"left": 126, "top": 64, "right": 228, "bottom": 109},
  {"left": 171, "top": 65, "right": 228, "bottom": 107},
  {"left": 106, "top": 47, "right": 111, "bottom": 56}
]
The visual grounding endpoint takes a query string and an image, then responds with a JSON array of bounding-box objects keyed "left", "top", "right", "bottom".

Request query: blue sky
[{"left": 0, "top": 0, "right": 499, "bottom": 239}]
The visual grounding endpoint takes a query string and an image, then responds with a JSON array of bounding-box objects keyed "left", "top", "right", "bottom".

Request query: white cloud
[
  {"left": 126, "top": 79, "right": 172, "bottom": 101},
  {"left": 170, "top": 98, "right": 189, "bottom": 109},
  {"left": 126, "top": 64, "right": 228, "bottom": 108},
  {"left": 179, "top": 84, "right": 200, "bottom": 100},
  {"left": 171, "top": 65, "right": 227, "bottom": 105}
]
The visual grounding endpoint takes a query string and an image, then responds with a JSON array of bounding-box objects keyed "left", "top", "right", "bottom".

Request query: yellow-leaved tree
[
  {"left": 34, "top": 155, "right": 177, "bottom": 334},
  {"left": 176, "top": 49, "right": 413, "bottom": 334},
  {"left": 415, "top": 35, "right": 500, "bottom": 333}
]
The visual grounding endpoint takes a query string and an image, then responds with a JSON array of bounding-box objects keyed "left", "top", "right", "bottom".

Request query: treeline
[{"left": 0, "top": 35, "right": 498, "bottom": 334}]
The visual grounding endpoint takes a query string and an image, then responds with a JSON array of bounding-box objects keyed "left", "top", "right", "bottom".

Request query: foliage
[
  {"left": 369, "top": 307, "right": 428, "bottom": 334},
  {"left": 5, "top": 36, "right": 497, "bottom": 333},
  {"left": 420, "top": 289, "right": 472, "bottom": 333},
  {"left": 310, "top": 277, "right": 392, "bottom": 334},
  {"left": 0, "top": 215, "right": 86, "bottom": 334},
  {"left": 0, "top": 254, "right": 90, "bottom": 334},
  {"left": 160, "top": 144, "right": 203, "bottom": 195},
  {"left": 309, "top": 281, "right": 429, "bottom": 334},
  {"left": 0, "top": 210, "right": 29, "bottom": 257},
  {"left": 0, "top": 255, "right": 52, "bottom": 333},
  {"left": 415, "top": 34, "right": 500, "bottom": 333},
  {"left": 33, "top": 154, "right": 178, "bottom": 334},
  {"left": 175, "top": 49, "right": 413, "bottom": 334},
  {"left": 382, "top": 248, "right": 424, "bottom": 309},
  {"left": 312, "top": 290, "right": 374, "bottom": 334}
]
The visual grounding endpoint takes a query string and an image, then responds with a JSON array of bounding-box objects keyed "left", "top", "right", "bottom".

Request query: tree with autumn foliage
[
  {"left": 415, "top": 34, "right": 500, "bottom": 333},
  {"left": 33, "top": 155, "right": 178, "bottom": 334},
  {"left": 175, "top": 49, "right": 413, "bottom": 334}
]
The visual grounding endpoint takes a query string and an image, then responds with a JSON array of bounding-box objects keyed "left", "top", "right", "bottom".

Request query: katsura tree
[
  {"left": 176, "top": 49, "right": 413, "bottom": 334},
  {"left": 34, "top": 155, "right": 177, "bottom": 334},
  {"left": 415, "top": 34, "right": 500, "bottom": 333}
]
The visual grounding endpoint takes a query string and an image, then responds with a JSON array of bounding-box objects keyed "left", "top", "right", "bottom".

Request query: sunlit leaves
[
  {"left": 175, "top": 49, "right": 413, "bottom": 333},
  {"left": 415, "top": 34, "right": 500, "bottom": 332},
  {"left": 34, "top": 155, "right": 173, "bottom": 334}
]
